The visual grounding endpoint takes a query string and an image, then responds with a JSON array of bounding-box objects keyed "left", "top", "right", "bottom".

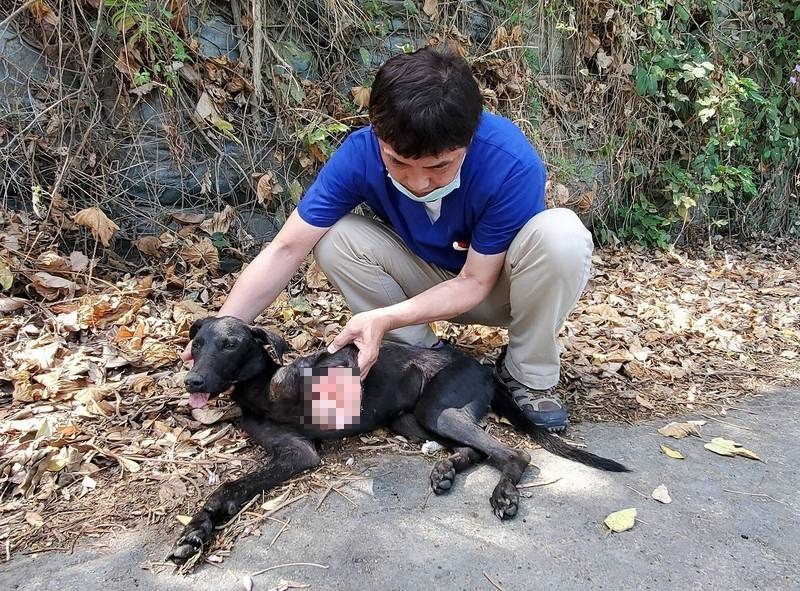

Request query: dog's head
[{"left": 183, "top": 316, "right": 287, "bottom": 408}]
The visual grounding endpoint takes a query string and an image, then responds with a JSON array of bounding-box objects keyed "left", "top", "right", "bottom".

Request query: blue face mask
[{"left": 387, "top": 155, "right": 466, "bottom": 203}]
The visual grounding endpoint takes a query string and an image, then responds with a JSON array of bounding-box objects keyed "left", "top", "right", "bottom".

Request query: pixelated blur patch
[{"left": 303, "top": 366, "right": 362, "bottom": 430}]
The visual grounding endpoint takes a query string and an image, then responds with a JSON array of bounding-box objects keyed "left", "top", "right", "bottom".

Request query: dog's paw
[
  {"left": 430, "top": 458, "right": 457, "bottom": 495},
  {"left": 167, "top": 512, "right": 213, "bottom": 564},
  {"left": 490, "top": 479, "right": 519, "bottom": 520}
]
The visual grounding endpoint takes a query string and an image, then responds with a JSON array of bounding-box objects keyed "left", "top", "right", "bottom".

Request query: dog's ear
[
  {"left": 320, "top": 344, "right": 360, "bottom": 372},
  {"left": 250, "top": 327, "right": 289, "bottom": 364},
  {"left": 189, "top": 317, "right": 211, "bottom": 340}
]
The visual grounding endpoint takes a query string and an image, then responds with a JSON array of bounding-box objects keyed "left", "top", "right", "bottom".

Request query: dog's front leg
[{"left": 168, "top": 422, "right": 319, "bottom": 563}]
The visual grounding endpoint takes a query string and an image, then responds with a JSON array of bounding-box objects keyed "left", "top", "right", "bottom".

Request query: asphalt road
[{"left": 4, "top": 389, "right": 797, "bottom": 591}]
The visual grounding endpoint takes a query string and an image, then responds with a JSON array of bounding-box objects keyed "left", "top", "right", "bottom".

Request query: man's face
[{"left": 378, "top": 140, "right": 466, "bottom": 197}]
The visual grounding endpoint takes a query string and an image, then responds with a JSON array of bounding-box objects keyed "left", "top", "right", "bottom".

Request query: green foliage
[
  {"left": 103, "top": 0, "right": 190, "bottom": 94},
  {"left": 617, "top": 197, "right": 674, "bottom": 248},
  {"left": 614, "top": 0, "right": 800, "bottom": 245},
  {"left": 300, "top": 122, "right": 350, "bottom": 161}
]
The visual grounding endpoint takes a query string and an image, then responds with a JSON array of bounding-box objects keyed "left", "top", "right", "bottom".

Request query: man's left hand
[{"left": 327, "top": 310, "right": 391, "bottom": 378}]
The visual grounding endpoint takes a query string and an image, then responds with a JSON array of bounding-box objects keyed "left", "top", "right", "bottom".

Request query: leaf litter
[{"left": 0, "top": 205, "right": 797, "bottom": 563}]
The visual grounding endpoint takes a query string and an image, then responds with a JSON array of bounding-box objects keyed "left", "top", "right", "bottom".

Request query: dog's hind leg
[
  {"left": 429, "top": 446, "right": 484, "bottom": 494},
  {"left": 419, "top": 406, "right": 529, "bottom": 519},
  {"left": 415, "top": 365, "right": 531, "bottom": 519},
  {"left": 391, "top": 413, "right": 487, "bottom": 493},
  {"left": 390, "top": 413, "right": 437, "bottom": 442}
]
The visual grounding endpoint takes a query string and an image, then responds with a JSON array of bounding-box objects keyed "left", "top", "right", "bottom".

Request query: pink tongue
[{"left": 189, "top": 392, "right": 210, "bottom": 409}]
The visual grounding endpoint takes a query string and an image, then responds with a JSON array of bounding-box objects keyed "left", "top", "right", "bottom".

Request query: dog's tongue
[{"left": 188, "top": 392, "right": 210, "bottom": 409}]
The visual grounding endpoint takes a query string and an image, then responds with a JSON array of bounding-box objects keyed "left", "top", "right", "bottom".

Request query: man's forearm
[
  {"left": 381, "top": 274, "right": 494, "bottom": 332},
  {"left": 217, "top": 242, "right": 305, "bottom": 323}
]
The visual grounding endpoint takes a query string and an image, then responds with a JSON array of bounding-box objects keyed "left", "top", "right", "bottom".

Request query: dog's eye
[{"left": 223, "top": 340, "right": 237, "bottom": 350}]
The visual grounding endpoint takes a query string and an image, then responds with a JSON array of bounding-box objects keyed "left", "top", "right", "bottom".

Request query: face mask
[{"left": 387, "top": 155, "right": 465, "bottom": 203}]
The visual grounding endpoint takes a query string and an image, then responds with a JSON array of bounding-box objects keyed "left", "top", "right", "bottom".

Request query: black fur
[{"left": 168, "top": 316, "right": 629, "bottom": 562}]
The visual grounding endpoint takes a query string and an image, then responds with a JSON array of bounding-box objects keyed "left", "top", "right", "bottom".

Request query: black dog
[{"left": 168, "top": 316, "right": 629, "bottom": 562}]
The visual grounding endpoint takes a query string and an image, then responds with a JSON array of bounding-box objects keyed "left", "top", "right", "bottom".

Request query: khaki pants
[{"left": 312, "top": 208, "right": 593, "bottom": 390}]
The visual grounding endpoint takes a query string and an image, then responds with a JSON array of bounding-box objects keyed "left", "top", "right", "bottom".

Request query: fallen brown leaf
[{"left": 73, "top": 207, "right": 119, "bottom": 247}]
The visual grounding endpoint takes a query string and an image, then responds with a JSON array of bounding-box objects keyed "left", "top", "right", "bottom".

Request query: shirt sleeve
[
  {"left": 470, "top": 162, "right": 547, "bottom": 255},
  {"left": 296, "top": 132, "right": 366, "bottom": 228}
]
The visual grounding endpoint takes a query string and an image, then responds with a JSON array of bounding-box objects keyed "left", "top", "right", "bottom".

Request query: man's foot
[{"left": 493, "top": 361, "right": 568, "bottom": 433}]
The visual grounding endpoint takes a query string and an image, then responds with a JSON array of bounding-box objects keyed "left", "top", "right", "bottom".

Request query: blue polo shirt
[{"left": 297, "top": 112, "right": 546, "bottom": 273}]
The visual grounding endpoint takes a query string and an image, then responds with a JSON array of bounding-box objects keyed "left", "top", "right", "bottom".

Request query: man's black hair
[{"left": 368, "top": 46, "right": 483, "bottom": 158}]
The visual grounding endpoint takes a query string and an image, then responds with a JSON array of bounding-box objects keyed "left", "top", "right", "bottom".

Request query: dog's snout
[{"left": 184, "top": 373, "right": 206, "bottom": 391}]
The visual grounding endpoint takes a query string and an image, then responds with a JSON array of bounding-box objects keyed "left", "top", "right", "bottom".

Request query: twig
[
  {"left": 0, "top": 0, "right": 36, "bottom": 29},
  {"left": 698, "top": 413, "right": 753, "bottom": 431},
  {"left": 625, "top": 485, "right": 649, "bottom": 499},
  {"left": 332, "top": 486, "right": 357, "bottom": 507},
  {"left": 483, "top": 571, "right": 507, "bottom": 591},
  {"left": 604, "top": 405, "right": 636, "bottom": 426},
  {"left": 420, "top": 487, "right": 433, "bottom": 510},
  {"left": 723, "top": 490, "right": 786, "bottom": 505},
  {"left": 518, "top": 476, "right": 563, "bottom": 489},
  {"left": 315, "top": 485, "right": 334, "bottom": 510},
  {"left": 251, "top": 562, "right": 329, "bottom": 578},
  {"left": 268, "top": 518, "right": 290, "bottom": 548}
]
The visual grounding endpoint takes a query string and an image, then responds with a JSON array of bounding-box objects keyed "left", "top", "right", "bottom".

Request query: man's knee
[
  {"left": 312, "top": 214, "right": 365, "bottom": 270},
  {"left": 507, "top": 208, "right": 593, "bottom": 273}
]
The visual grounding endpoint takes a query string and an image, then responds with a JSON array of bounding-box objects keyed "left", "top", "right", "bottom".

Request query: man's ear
[
  {"left": 250, "top": 327, "right": 289, "bottom": 364},
  {"left": 189, "top": 317, "right": 211, "bottom": 340}
]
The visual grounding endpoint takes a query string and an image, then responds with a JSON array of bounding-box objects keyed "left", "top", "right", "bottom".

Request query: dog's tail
[
  {"left": 490, "top": 360, "right": 630, "bottom": 472},
  {"left": 493, "top": 392, "right": 630, "bottom": 472}
]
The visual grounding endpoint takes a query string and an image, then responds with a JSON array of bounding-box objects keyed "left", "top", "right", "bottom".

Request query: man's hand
[{"left": 327, "top": 310, "right": 391, "bottom": 378}]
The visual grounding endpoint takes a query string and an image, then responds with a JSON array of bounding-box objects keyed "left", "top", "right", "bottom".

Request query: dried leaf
[
  {"left": 422, "top": 0, "right": 438, "bottom": 19},
  {"left": 256, "top": 172, "right": 283, "bottom": 206},
  {"left": 603, "top": 507, "right": 636, "bottom": 532},
  {"left": 596, "top": 48, "right": 613, "bottom": 70},
  {"left": 351, "top": 86, "right": 371, "bottom": 110},
  {"left": 0, "top": 257, "right": 13, "bottom": 290},
  {"left": 0, "top": 296, "right": 27, "bottom": 311},
  {"left": 261, "top": 489, "right": 291, "bottom": 513},
  {"left": 159, "top": 476, "right": 188, "bottom": 507},
  {"left": 195, "top": 91, "right": 219, "bottom": 122},
  {"left": 651, "top": 484, "right": 672, "bottom": 504},
  {"left": 171, "top": 211, "right": 206, "bottom": 225},
  {"left": 69, "top": 251, "right": 89, "bottom": 273},
  {"left": 192, "top": 406, "right": 226, "bottom": 425},
  {"left": 305, "top": 261, "right": 328, "bottom": 289},
  {"left": 25, "top": 511, "right": 45, "bottom": 528},
  {"left": 118, "top": 456, "right": 141, "bottom": 473},
  {"left": 200, "top": 205, "right": 237, "bottom": 236},
  {"left": 173, "top": 299, "right": 207, "bottom": 330},
  {"left": 704, "top": 437, "right": 761, "bottom": 460},
  {"left": 658, "top": 422, "right": 700, "bottom": 439},
  {"left": 635, "top": 394, "right": 655, "bottom": 410},
  {"left": 584, "top": 33, "right": 601, "bottom": 58},
  {"left": 176, "top": 514, "right": 193, "bottom": 526},
  {"left": 134, "top": 236, "right": 162, "bottom": 257},
  {"left": 73, "top": 207, "right": 119, "bottom": 247},
  {"left": 660, "top": 444, "right": 685, "bottom": 459},
  {"left": 289, "top": 332, "right": 311, "bottom": 351},
  {"left": 29, "top": 0, "right": 58, "bottom": 27},
  {"left": 181, "top": 238, "right": 220, "bottom": 271}
]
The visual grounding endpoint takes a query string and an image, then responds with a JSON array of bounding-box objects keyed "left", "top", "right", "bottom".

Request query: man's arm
[
  {"left": 217, "top": 210, "right": 329, "bottom": 323},
  {"left": 384, "top": 248, "right": 504, "bottom": 329},
  {"left": 329, "top": 248, "right": 505, "bottom": 374},
  {"left": 181, "top": 210, "right": 328, "bottom": 363}
]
